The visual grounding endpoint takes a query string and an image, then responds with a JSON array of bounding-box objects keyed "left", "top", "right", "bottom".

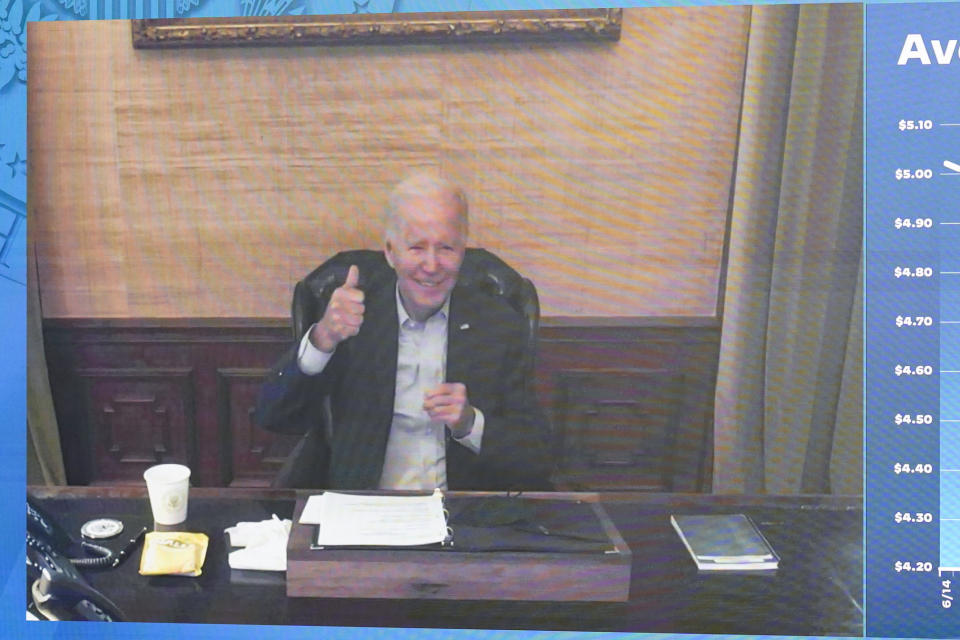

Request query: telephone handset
[{"left": 26, "top": 498, "right": 126, "bottom": 622}]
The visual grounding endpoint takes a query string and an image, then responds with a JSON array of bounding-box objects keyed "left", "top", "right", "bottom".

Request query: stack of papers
[{"left": 299, "top": 490, "right": 450, "bottom": 547}]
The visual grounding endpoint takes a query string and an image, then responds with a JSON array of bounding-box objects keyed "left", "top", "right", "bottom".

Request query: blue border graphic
[{"left": 3, "top": 0, "right": 921, "bottom": 638}]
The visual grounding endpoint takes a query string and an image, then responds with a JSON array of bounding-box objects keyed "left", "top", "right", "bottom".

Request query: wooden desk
[{"left": 27, "top": 487, "right": 863, "bottom": 636}]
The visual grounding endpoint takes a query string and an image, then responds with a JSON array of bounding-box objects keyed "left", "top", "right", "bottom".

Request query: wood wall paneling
[
  {"left": 217, "top": 367, "right": 302, "bottom": 487},
  {"left": 537, "top": 323, "right": 718, "bottom": 492},
  {"left": 79, "top": 367, "right": 195, "bottom": 485},
  {"left": 44, "top": 320, "right": 292, "bottom": 486},
  {"left": 552, "top": 368, "right": 684, "bottom": 492},
  {"left": 44, "top": 319, "right": 718, "bottom": 492}
]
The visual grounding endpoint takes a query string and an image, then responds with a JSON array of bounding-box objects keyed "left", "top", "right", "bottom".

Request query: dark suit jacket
[{"left": 254, "top": 257, "right": 553, "bottom": 491}]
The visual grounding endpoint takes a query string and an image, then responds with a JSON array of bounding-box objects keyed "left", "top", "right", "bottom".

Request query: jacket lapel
[
  {"left": 362, "top": 280, "right": 400, "bottom": 422},
  {"left": 446, "top": 287, "right": 476, "bottom": 385},
  {"left": 335, "top": 276, "right": 399, "bottom": 486}
]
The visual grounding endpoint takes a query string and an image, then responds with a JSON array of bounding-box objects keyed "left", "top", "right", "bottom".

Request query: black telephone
[{"left": 26, "top": 498, "right": 126, "bottom": 622}]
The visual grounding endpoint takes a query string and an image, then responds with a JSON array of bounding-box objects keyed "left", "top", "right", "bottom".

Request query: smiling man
[{"left": 254, "top": 173, "right": 553, "bottom": 491}]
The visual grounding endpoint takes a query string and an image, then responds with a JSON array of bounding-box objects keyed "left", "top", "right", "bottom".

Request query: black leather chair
[{"left": 272, "top": 248, "right": 541, "bottom": 488}]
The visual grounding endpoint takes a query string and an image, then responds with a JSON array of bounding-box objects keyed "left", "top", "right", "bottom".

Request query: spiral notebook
[{"left": 670, "top": 513, "right": 779, "bottom": 571}]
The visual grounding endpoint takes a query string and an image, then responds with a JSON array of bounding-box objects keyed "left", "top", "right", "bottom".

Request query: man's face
[{"left": 385, "top": 194, "right": 466, "bottom": 323}]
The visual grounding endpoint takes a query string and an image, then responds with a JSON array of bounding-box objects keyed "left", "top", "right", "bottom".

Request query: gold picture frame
[{"left": 130, "top": 8, "right": 622, "bottom": 49}]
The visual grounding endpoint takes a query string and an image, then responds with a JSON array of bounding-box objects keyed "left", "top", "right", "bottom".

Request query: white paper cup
[{"left": 143, "top": 464, "right": 191, "bottom": 525}]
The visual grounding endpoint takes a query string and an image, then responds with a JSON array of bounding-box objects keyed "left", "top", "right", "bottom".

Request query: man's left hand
[{"left": 424, "top": 383, "right": 475, "bottom": 438}]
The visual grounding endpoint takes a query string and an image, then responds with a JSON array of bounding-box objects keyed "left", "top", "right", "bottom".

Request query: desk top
[{"left": 27, "top": 486, "right": 863, "bottom": 636}]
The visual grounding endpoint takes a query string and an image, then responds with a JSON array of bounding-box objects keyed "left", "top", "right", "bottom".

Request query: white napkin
[{"left": 225, "top": 514, "right": 292, "bottom": 571}]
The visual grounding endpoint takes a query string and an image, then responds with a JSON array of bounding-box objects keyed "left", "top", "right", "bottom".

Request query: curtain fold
[
  {"left": 713, "top": 4, "right": 863, "bottom": 495},
  {"left": 27, "top": 238, "right": 66, "bottom": 486}
]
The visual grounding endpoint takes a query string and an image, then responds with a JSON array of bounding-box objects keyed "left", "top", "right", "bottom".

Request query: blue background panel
[{"left": 867, "top": 2, "right": 960, "bottom": 637}]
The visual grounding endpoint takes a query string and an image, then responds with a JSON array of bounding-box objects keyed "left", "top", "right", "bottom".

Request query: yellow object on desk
[{"left": 139, "top": 532, "right": 209, "bottom": 577}]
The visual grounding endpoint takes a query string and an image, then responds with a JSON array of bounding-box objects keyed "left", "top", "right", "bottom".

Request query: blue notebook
[{"left": 670, "top": 513, "right": 779, "bottom": 571}]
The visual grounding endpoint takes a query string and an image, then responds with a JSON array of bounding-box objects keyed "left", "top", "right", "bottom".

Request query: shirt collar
[{"left": 395, "top": 285, "right": 450, "bottom": 328}]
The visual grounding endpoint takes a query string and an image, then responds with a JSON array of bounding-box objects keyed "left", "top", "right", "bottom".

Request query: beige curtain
[
  {"left": 713, "top": 4, "right": 863, "bottom": 495},
  {"left": 27, "top": 239, "right": 66, "bottom": 485}
]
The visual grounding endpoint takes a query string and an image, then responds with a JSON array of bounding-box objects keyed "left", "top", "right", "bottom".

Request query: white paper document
[{"left": 300, "top": 490, "right": 449, "bottom": 547}]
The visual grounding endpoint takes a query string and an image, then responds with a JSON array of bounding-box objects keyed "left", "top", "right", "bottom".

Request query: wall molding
[{"left": 131, "top": 9, "right": 622, "bottom": 49}]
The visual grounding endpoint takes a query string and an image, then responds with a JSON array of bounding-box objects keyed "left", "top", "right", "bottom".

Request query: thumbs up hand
[{"left": 309, "top": 265, "right": 365, "bottom": 352}]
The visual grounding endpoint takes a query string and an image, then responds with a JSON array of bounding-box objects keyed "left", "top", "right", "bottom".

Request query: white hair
[{"left": 385, "top": 172, "right": 469, "bottom": 242}]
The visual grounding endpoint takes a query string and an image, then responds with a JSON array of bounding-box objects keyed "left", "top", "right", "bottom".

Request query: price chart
[{"left": 867, "top": 3, "right": 960, "bottom": 637}]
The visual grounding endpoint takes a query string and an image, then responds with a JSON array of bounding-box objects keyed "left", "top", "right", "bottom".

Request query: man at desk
[{"left": 255, "top": 173, "right": 552, "bottom": 491}]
